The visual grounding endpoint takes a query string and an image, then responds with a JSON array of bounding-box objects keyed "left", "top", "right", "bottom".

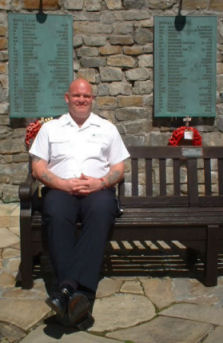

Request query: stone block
[
  {"left": 135, "top": 18, "right": 154, "bottom": 28},
  {"left": 123, "top": 0, "right": 147, "bottom": 9},
  {"left": 107, "top": 54, "right": 135, "bottom": 68},
  {"left": 109, "top": 81, "right": 132, "bottom": 96},
  {"left": 143, "top": 43, "right": 153, "bottom": 53},
  {"left": 96, "top": 96, "right": 117, "bottom": 109},
  {"left": 0, "top": 101, "right": 8, "bottom": 113},
  {"left": 74, "top": 22, "right": 112, "bottom": 34},
  {"left": 134, "top": 28, "right": 153, "bottom": 44},
  {"left": 97, "top": 83, "right": 110, "bottom": 96},
  {"left": 77, "top": 68, "right": 99, "bottom": 83},
  {"left": 210, "top": 0, "right": 223, "bottom": 10},
  {"left": 0, "top": 61, "right": 6, "bottom": 73},
  {"left": 113, "top": 22, "right": 133, "bottom": 34},
  {"left": 100, "top": 12, "right": 115, "bottom": 25},
  {"left": 126, "top": 67, "right": 151, "bottom": 81},
  {"left": 23, "top": 0, "right": 59, "bottom": 9},
  {"left": 99, "top": 44, "right": 122, "bottom": 55},
  {"left": 138, "top": 54, "right": 153, "bottom": 67},
  {"left": 0, "top": 0, "right": 10, "bottom": 10},
  {"left": 109, "top": 35, "right": 134, "bottom": 45},
  {"left": 133, "top": 80, "right": 153, "bottom": 94},
  {"left": 125, "top": 134, "right": 146, "bottom": 146},
  {"left": 0, "top": 26, "right": 6, "bottom": 36},
  {"left": 100, "top": 67, "right": 122, "bottom": 81},
  {"left": 1, "top": 184, "right": 19, "bottom": 203},
  {"left": 0, "top": 50, "right": 8, "bottom": 61},
  {"left": 72, "top": 11, "right": 100, "bottom": 21},
  {"left": 0, "top": 37, "right": 7, "bottom": 50},
  {"left": 120, "top": 9, "right": 150, "bottom": 20},
  {"left": 105, "top": 0, "right": 122, "bottom": 10},
  {"left": 64, "top": 0, "right": 83, "bottom": 10},
  {"left": 73, "top": 35, "right": 83, "bottom": 48},
  {"left": 85, "top": 0, "right": 101, "bottom": 11},
  {"left": 117, "top": 95, "right": 143, "bottom": 107},
  {"left": 148, "top": 0, "right": 180, "bottom": 10},
  {"left": 80, "top": 56, "right": 106, "bottom": 68},
  {"left": 84, "top": 35, "right": 106, "bottom": 46},
  {"left": 217, "top": 62, "right": 223, "bottom": 74},
  {"left": 123, "top": 45, "right": 143, "bottom": 56},
  {"left": 124, "top": 119, "right": 150, "bottom": 134},
  {"left": 0, "top": 138, "right": 26, "bottom": 154},
  {"left": 183, "top": 0, "right": 208, "bottom": 9},
  {"left": 115, "top": 107, "right": 148, "bottom": 121},
  {"left": 77, "top": 46, "right": 99, "bottom": 57}
]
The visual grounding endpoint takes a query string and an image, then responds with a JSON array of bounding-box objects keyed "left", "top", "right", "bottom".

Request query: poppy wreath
[
  {"left": 168, "top": 126, "right": 202, "bottom": 146},
  {"left": 25, "top": 117, "right": 53, "bottom": 148}
]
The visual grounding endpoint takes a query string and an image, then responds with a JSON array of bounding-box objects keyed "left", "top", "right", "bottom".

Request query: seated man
[{"left": 29, "top": 78, "right": 129, "bottom": 327}]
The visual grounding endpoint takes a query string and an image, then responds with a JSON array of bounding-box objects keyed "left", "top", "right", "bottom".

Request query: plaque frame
[
  {"left": 154, "top": 16, "right": 217, "bottom": 118},
  {"left": 8, "top": 13, "right": 73, "bottom": 118}
]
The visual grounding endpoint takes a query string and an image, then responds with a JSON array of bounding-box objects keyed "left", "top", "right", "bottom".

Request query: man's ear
[{"left": 64, "top": 93, "right": 69, "bottom": 103}]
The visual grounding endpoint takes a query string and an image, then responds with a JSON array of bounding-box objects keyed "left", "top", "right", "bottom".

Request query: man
[{"left": 29, "top": 78, "right": 129, "bottom": 327}]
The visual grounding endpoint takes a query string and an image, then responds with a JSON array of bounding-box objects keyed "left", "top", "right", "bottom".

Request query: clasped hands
[{"left": 64, "top": 173, "right": 104, "bottom": 196}]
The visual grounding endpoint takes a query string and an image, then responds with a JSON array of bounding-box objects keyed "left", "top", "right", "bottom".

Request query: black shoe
[
  {"left": 68, "top": 292, "right": 92, "bottom": 325},
  {"left": 46, "top": 287, "right": 72, "bottom": 317}
]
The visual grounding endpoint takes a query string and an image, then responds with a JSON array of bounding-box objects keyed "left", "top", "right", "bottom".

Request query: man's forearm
[
  {"left": 32, "top": 156, "right": 65, "bottom": 190},
  {"left": 101, "top": 162, "right": 124, "bottom": 188}
]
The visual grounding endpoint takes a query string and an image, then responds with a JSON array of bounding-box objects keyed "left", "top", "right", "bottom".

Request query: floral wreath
[
  {"left": 25, "top": 117, "right": 53, "bottom": 148},
  {"left": 168, "top": 126, "right": 202, "bottom": 146}
]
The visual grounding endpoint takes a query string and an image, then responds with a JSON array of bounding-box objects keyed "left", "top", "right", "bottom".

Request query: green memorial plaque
[
  {"left": 8, "top": 13, "right": 73, "bottom": 118},
  {"left": 154, "top": 16, "right": 217, "bottom": 118}
]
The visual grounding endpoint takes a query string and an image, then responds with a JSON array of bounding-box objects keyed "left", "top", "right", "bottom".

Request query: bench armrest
[{"left": 19, "top": 171, "right": 39, "bottom": 210}]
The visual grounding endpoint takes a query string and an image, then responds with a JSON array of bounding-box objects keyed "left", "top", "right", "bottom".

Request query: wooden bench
[{"left": 18, "top": 146, "right": 223, "bottom": 289}]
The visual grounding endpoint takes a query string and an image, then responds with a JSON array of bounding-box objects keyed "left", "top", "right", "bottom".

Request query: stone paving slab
[
  {"left": 0, "top": 228, "right": 19, "bottom": 248},
  {"left": 161, "top": 303, "right": 223, "bottom": 326},
  {"left": 0, "top": 298, "right": 50, "bottom": 331},
  {"left": 20, "top": 324, "right": 124, "bottom": 343},
  {"left": 0, "top": 322, "right": 26, "bottom": 343},
  {"left": 203, "top": 326, "right": 223, "bottom": 343},
  {"left": 107, "top": 316, "right": 213, "bottom": 343},
  {"left": 0, "top": 203, "right": 19, "bottom": 228},
  {"left": 90, "top": 293, "right": 156, "bottom": 332}
]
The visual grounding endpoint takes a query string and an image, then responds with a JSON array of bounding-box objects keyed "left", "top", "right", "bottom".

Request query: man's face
[{"left": 65, "top": 79, "right": 94, "bottom": 124}]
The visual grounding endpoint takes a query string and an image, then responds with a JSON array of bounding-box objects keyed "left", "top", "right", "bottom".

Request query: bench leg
[
  {"left": 20, "top": 209, "right": 33, "bottom": 289},
  {"left": 204, "top": 225, "right": 219, "bottom": 287}
]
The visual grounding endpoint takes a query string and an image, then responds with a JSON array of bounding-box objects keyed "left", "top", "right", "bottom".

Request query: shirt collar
[{"left": 58, "top": 112, "right": 101, "bottom": 129}]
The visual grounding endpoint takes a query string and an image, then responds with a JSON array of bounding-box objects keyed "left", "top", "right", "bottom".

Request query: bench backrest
[{"left": 118, "top": 146, "right": 223, "bottom": 208}]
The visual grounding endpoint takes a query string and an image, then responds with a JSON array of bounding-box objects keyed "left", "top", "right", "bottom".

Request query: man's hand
[{"left": 74, "top": 174, "right": 103, "bottom": 195}]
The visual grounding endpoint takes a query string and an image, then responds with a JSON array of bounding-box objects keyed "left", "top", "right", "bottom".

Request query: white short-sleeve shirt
[{"left": 29, "top": 113, "right": 130, "bottom": 179}]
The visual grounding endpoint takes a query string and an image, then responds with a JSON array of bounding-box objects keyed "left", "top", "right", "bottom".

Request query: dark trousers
[{"left": 42, "top": 188, "right": 117, "bottom": 292}]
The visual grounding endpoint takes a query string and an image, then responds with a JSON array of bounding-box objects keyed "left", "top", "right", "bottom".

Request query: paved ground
[{"left": 1, "top": 203, "right": 223, "bottom": 343}]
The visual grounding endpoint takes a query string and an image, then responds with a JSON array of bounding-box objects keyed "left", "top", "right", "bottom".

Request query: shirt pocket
[
  {"left": 85, "top": 137, "right": 110, "bottom": 160},
  {"left": 49, "top": 137, "right": 71, "bottom": 159}
]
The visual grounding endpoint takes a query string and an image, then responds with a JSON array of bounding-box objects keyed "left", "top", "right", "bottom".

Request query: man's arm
[
  {"left": 101, "top": 161, "right": 125, "bottom": 188},
  {"left": 31, "top": 156, "right": 89, "bottom": 194}
]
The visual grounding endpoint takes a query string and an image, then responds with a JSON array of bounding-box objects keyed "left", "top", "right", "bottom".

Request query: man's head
[{"left": 65, "top": 78, "right": 94, "bottom": 126}]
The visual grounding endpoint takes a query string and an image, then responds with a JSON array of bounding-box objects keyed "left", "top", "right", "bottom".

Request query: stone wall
[{"left": 0, "top": 0, "right": 223, "bottom": 202}]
